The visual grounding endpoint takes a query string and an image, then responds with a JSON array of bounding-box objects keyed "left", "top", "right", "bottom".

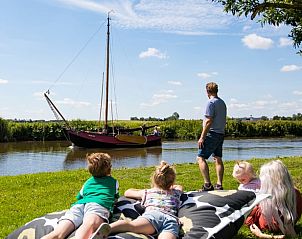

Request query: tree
[
  {"left": 172, "top": 112, "right": 180, "bottom": 120},
  {"left": 292, "top": 112, "right": 302, "bottom": 120},
  {"left": 0, "top": 118, "right": 9, "bottom": 142},
  {"left": 212, "top": 0, "right": 302, "bottom": 54},
  {"left": 273, "top": 115, "right": 281, "bottom": 120},
  {"left": 164, "top": 112, "right": 180, "bottom": 121}
]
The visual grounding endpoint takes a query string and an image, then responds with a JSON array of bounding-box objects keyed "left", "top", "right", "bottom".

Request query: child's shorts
[
  {"left": 59, "top": 202, "right": 110, "bottom": 229},
  {"left": 141, "top": 209, "right": 179, "bottom": 237}
]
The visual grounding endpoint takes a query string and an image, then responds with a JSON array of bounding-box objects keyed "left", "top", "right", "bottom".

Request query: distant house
[{"left": 235, "top": 116, "right": 262, "bottom": 122}]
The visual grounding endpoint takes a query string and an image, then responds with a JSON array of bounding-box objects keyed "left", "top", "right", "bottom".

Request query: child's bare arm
[
  {"left": 172, "top": 184, "right": 183, "bottom": 191},
  {"left": 124, "top": 188, "right": 145, "bottom": 200}
]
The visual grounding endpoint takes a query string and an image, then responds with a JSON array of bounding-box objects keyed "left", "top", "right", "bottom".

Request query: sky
[{"left": 1, "top": 0, "right": 301, "bottom": 121}]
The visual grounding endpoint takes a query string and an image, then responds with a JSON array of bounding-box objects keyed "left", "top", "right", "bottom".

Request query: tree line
[
  {"left": 130, "top": 112, "right": 302, "bottom": 122},
  {"left": 1, "top": 117, "right": 302, "bottom": 142},
  {"left": 130, "top": 112, "right": 180, "bottom": 121}
]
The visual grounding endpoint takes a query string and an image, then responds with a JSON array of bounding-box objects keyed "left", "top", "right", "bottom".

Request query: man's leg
[
  {"left": 213, "top": 156, "right": 224, "bottom": 187},
  {"left": 197, "top": 156, "right": 214, "bottom": 191},
  {"left": 197, "top": 156, "right": 210, "bottom": 184}
]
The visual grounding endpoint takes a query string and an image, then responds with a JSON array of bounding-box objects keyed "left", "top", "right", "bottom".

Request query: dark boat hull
[{"left": 65, "top": 129, "right": 162, "bottom": 148}]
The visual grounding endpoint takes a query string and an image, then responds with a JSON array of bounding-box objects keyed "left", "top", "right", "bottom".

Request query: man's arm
[{"left": 198, "top": 116, "right": 213, "bottom": 148}]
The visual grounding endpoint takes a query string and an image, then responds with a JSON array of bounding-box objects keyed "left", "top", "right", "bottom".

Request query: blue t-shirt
[{"left": 204, "top": 97, "right": 227, "bottom": 134}]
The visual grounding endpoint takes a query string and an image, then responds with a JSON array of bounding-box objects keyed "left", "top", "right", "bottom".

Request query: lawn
[{"left": 1, "top": 156, "right": 302, "bottom": 238}]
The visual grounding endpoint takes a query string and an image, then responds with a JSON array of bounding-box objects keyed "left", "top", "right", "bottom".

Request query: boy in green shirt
[{"left": 42, "top": 153, "right": 119, "bottom": 239}]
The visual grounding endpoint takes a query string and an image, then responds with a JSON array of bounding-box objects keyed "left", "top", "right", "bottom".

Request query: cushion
[
  {"left": 5, "top": 197, "right": 154, "bottom": 239},
  {"left": 178, "top": 190, "right": 269, "bottom": 239},
  {"left": 5, "top": 190, "right": 269, "bottom": 239}
]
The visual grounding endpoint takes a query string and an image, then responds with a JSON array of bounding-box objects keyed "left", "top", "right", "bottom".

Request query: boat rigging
[{"left": 44, "top": 12, "right": 161, "bottom": 148}]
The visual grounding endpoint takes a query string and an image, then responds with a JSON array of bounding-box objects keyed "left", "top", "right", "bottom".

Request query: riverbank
[
  {"left": 1, "top": 118, "right": 302, "bottom": 142},
  {"left": 2, "top": 138, "right": 302, "bottom": 176},
  {"left": 1, "top": 156, "right": 302, "bottom": 238}
]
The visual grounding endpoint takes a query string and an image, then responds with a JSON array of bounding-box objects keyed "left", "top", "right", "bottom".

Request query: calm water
[{"left": 0, "top": 138, "right": 301, "bottom": 176}]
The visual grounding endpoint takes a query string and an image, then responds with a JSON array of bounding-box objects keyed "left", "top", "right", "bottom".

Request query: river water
[{"left": 0, "top": 138, "right": 301, "bottom": 176}]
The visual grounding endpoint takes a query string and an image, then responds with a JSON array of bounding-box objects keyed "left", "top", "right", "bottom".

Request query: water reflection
[
  {"left": 64, "top": 146, "right": 162, "bottom": 170},
  {"left": 0, "top": 141, "right": 70, "bottom": 153},
  {"left": 0, "top": 138, "right": 301, "bottom": 176},
  {"left": 65, "top": 146, "right": 162, "bottom": 162}
]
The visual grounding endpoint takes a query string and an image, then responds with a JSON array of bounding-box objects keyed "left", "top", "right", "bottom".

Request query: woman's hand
[
  {"left": 250, "top": 224, "right": 263, "bottom": 237},
  {"left": 249, "top": 224, "right": 285, "bottom": 239}
]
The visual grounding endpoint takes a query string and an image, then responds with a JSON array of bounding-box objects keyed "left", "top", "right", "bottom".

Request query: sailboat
[{"left": 44, "top": 14, "right": 161, "bottom": 148}]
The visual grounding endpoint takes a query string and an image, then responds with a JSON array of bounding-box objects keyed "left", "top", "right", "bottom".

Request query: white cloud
[
  {"left": 33, "top": 91, "right": 45, "bottom": 98},
  {"left": 57, "top": 0, "right": 233, "bottom": 33},
  {"left": 242, "top": 34, "right": 274, "bottom": 49},
  {"left": 263, "top": 94, "right": 273, "bottom": 99},
  {"left": 57, "top": 0, "right": 112, "bottom": 13},
  {"left": 229, "top": 98, "right": 278, "bottom": 111},
  {"left": 139, "top": 48, "right": 167, "bottom": 59},
  {"left": 0, "top": 79, "right": 8, "bottom": 84},
  {"left": 253, "top": 100, "right": 278, "bottom": 109},
  {"left": 228, "top": 95, "right": 302, "bottom": 118},
  {"left": 242, "top": 25, "right": 252, "bottom": 32},
  {"left": 170, "top": 30, "right": 217, "bottom": 36},
  {"left": 293, "top": 90, "right": 302, "bottom": 95},
  {"left": 56, "top": 98, "right": 91, "bottom": 107},
  {"left": 197, "top": 73, "right": 211, "bottom": 79},
  {"left": 280, "top": 64, "right": 302, "bottom": 72},
  {"left": 229, "top": 103, "right": 248, "bottom": 109},
  {"left": 279, "top": 37, "right": 293, "bottom": 47},
  {"left": 279, "top": 102, "right": 298, "bottom": 108},
  {"left": 34, "top": 91, "right": 57, "bottom": 99},
  {"left": 168, "top": 81, "right": 182, "bottom": 86},
  {"left": 197, "top": 72, "right": 218, "bottom": 79},
  {"left": 140, "top": 90, "right": 177, "bottom": 107},
  {"left": 31, "top": 80, "right": 49, "bottom": 84}
]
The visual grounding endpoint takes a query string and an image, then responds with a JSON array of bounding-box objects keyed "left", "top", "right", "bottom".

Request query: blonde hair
[
  {"left": 86, "top": 153, "right": 112, "bottom": 177},
  {"left": 206, "top": 82, "right": 218, "bottom": 94},
  {"left": 151, "top": 161, "right": 176, "bottom": 190},
  {"left": 232, "top": 161, "right": 256, "bottom": 180},
  {"left": 259, "top": 160, "right": 297, "bottom": 236}
]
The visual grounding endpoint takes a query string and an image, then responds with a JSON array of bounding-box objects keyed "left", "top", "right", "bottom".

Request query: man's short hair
[{"left": 206, "top": 82, "right": 218, "bottom": 94}]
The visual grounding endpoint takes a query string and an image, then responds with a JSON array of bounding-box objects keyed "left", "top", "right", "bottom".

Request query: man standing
[{"left": 197, "top": 82, "right": 227, "bottom": 191}]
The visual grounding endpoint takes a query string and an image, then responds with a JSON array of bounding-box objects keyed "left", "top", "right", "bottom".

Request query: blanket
[{"left": 6, "top": 190, "right": 269, "bottom": 239}]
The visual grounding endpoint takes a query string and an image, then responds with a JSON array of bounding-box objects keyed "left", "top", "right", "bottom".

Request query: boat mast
[
  {"left": 44, "top": 92, "right": 70, "bottom": 129},
  {"left": 104, "top": 13, "right": 110, "bottom": 132}
]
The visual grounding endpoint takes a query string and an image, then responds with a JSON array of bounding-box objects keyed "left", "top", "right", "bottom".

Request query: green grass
[{"left": 1, "top": 156, "right": 302, "bottom": 238}]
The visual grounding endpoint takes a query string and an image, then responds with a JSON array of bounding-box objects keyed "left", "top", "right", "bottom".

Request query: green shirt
[{"left": 73, "top": 176, "right": 119, "bottom": 213}]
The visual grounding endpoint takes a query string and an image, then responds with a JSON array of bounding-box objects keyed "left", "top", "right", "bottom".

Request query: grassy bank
[
  {"left": 1, "top": 118, "right": 302, "bottom": 142},
  {"left": 1, "top": 156, "right": 302, "bottom": 238}
]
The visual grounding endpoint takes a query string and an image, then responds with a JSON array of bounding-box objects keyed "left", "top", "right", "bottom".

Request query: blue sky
[{"left": 1, "top": 0, "right": 301, "bottom": 121}]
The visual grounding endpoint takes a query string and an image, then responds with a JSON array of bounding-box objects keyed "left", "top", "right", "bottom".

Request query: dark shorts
[{"left": 197, "top": 131, "right": 224, "bottom": 159}]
